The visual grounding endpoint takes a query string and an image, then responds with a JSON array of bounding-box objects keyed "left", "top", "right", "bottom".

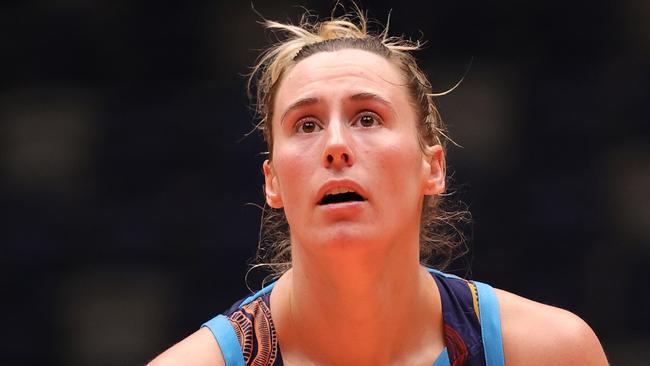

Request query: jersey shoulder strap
[
  {"left": 473, "top": 281, "right": 506, "bottom": 366},
  {"left": 202, "top": 282, "right": 278, "bottom": 366},
  {"left": 203, "top": 314, "right": 246, "bottom": 366}
]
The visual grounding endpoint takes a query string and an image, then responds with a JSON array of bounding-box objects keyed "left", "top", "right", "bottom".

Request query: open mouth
[{"left": 318, "top": 188, "right": 366, "bottom": 205}]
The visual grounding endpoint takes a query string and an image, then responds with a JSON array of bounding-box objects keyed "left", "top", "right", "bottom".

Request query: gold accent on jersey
[{"left": 468, "top": 281, "right": 480, "bottom": 321}]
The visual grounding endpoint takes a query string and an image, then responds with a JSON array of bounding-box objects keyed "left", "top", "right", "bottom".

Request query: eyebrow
[
  {"left": 280, "top": 92, "right": 396, "bottom": 124},
  {"left": 280, "top": 97, "right": 319, "bottom": 125},
  {"left": 349, "top": 92, "right": 396, "bottom": 116}
]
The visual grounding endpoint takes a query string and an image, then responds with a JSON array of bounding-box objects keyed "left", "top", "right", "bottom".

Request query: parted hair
[{"left": 247, "top": 4, "right": 469, "bottom": 281}]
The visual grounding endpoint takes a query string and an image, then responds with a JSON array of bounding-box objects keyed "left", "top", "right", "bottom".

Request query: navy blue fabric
[
  {"left": 203, "top": 268, "right": 505, "bottom": 366},
  {"left": 475, "top": 281, "right": 505, "bottom": 366}
]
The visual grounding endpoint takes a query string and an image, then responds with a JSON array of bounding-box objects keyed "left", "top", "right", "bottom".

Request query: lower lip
[{"left": 317, "top": 200, "right": 367, "bottom": 214}]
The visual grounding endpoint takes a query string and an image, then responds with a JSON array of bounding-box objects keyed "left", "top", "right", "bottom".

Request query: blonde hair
[{"left": 247, "top": 5, "right": 469, "bottom": 281}]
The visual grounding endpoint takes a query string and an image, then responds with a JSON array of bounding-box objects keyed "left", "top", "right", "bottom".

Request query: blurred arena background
[{"left": 1, "top": 1, "right": 648, "bottom": 365}]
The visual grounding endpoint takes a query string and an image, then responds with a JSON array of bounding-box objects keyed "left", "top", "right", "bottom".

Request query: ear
[
  {"left": 263, "top": 160, "right": 283, "bottom": 208},
  {"left": 422, "top": 144, "right": 446, "bottom": 195}
]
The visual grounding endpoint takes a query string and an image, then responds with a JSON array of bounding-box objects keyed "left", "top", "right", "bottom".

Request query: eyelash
[
  {"left": 295, "top": 117, "right": 322, "bottom": 134},
  {"left": 294, "top": 112, "right": 383, "bottom": 134},
  {"left": 352, "top": 112, "right": 382, "bottom": 128}
]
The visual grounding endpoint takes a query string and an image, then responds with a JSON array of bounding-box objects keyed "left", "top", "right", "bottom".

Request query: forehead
[{"left": 274, "top": 48, "right": 409, "bottom": 112}]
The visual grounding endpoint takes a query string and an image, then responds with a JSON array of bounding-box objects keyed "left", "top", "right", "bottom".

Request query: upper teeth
[{"left": 326, "top": 187, "right": 355, "bottom": 195}]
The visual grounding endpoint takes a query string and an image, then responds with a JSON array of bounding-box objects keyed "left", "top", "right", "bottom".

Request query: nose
[{"left": 322, "top": 119, "right": 354, "bottom": 169}]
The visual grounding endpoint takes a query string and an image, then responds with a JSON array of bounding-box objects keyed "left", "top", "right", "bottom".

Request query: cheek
[
  {"left": 272, "top": 145, "right": 315, "bottom": 208},
  {"left": 373, "top": 136, "right": 425, "bottom": 203},
  {"left": 376, "top": 134, "right": 423, "bottom": 175}
]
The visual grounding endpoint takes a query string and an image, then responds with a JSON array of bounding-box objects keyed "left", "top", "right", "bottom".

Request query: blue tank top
[{"left": 203, "top": 268, "right": 505, "bottom": 366}]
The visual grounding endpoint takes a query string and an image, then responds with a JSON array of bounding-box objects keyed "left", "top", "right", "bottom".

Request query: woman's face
[{"left": 263, "top": 48, "right": 445, "bottom": 257}]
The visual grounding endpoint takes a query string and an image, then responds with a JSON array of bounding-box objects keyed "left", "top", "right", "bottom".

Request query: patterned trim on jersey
[
  {"left": 221, "top": 270, "right": 487, "bottom": 366},
  {"left": 444, "top": 323, "right": 468, "bottom": 365},
  {"left": 432, "top": 272, "right": 485, "bottom": 365},
  {"left": 226, "top": 295, "right": 280, "bottom": 366}
]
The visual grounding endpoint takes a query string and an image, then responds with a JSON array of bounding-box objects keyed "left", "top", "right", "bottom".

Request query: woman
[{"left": 150, "top": 7, "right": 608, "bottom": 366}]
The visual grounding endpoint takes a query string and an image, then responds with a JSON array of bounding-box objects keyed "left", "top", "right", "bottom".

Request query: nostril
[{"left": 325, "top": 152, "right": 352, "bottom": 167}]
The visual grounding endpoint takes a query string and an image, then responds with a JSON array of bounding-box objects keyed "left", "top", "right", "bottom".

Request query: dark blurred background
[{"left": 2, "top": 0, "right": 648, "bottom": 365}]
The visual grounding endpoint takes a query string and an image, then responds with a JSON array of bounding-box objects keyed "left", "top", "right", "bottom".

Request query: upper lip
[{"left": 316, "top": 179, "right": 368, "bottom": 204}]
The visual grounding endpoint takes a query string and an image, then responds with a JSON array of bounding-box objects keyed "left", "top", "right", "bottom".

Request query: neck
[{"left": 272, "top": 235, "right": 444, "bottom": 365}]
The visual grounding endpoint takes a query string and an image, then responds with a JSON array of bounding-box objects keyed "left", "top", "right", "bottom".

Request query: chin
[{"left": 309, "top": 225, "right": 382, "bottom": 252}]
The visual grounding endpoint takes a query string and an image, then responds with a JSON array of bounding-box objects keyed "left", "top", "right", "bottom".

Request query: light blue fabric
[
  {"left": 431, "top": 347, "right": 450, "bottom": 366},
  {"left": 475, "top": 281, "right": 506, "bottom": 366},
  {"left": 429, "top": 267, "right": 505, "bottom": 365},
  {"left": 426, "top": 267, "right": 463, "bottom": 280},
  {"left": 241, "top": 281, "right": 277, "bottom": 306},
  {"left": 202, "top": 271, "right": 505, "bottom": 366},
  {"left": 201, "top": 283, "right": 276, "bottom": 366},
  {"left": 202, "top": 314, "right": 245, "bottom": 366}
]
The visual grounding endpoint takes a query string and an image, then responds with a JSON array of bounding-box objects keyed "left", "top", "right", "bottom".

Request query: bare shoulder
[
  {"left": 495, "top": 289, "right": 608, "bottom": 366},
  {"left": 147, "top": 327, "right": 224, "bottom": 366}
]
